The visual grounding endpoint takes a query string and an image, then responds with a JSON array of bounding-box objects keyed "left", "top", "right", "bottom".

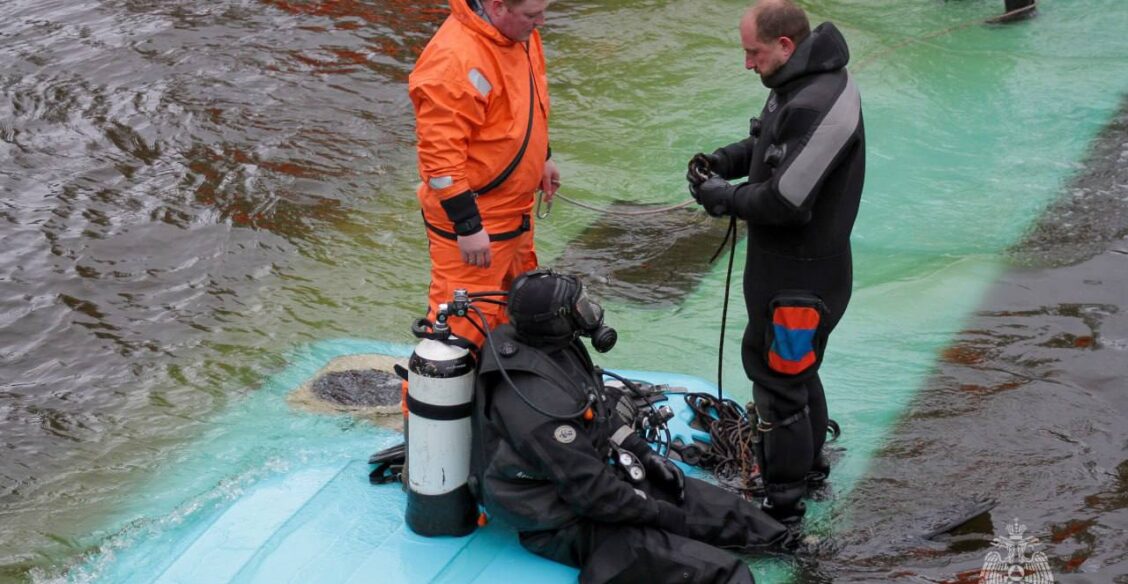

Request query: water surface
[{"left": 2, "top": 0, "right": 1127, "bottom": 581}]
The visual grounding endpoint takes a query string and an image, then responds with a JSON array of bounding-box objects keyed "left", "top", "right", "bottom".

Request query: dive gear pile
[
  {"left": 388, "top": 275, "right": 634, "bottom": 537},
  {"left": 680, "top": 393, "right": 763, "bottom": 494},
  {"left": 372, "top": 269, "right": 840, "bottom": 540},
  {"left": 676, "top": 392, "right": 841, "bottom": 497}
]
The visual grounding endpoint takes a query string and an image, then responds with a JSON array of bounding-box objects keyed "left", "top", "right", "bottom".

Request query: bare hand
[
  {"left": 541, "top": 159, "right": 560, "bottom": 203},
  {"left": 457, "top": 229, "right": 492, "bottom": 268}
]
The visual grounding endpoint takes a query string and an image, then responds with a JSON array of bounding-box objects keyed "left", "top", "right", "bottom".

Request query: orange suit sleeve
[{"left": 409, "top": 56, "right": 488, "bottom": 233}]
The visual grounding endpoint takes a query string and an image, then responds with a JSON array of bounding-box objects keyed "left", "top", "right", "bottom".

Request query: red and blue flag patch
[{"left": 767, "top": 306, "right": 821, "bottom": 375}]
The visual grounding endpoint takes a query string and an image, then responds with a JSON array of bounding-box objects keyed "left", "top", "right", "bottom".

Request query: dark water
[
  {"left": 1, "top": 0, "right": 444, "bottom": 576},
  {"left": 813, "top": 101, "right": 1128, "bottom": 584},
  {"left": 0, "top": 1, "right": 738, "bottom": 577},
  {"left": 553, "top": 204, "right": 739, "bottom": 306}
]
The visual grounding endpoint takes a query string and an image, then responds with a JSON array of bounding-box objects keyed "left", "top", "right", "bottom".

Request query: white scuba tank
[{"left": 404, "top": 336, "right": 478, "bottom": 536}]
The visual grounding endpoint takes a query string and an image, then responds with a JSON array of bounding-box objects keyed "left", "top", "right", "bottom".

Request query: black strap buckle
[{"left": 423, "top": 212, "right": 531, "bottom": 242}]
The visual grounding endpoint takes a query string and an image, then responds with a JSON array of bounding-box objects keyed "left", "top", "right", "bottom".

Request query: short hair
[{"left": 753, "top": 0, "right": 811, "bottom": 44}]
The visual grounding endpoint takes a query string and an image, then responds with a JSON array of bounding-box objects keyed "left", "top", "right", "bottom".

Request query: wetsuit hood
[{"left": 762, "top": 22, "right": 850, "bottom": 89}]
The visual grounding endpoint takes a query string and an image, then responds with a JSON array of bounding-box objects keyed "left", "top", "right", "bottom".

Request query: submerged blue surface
[{"left": 80, "top": 340, "right": 790, "bottom": 583}]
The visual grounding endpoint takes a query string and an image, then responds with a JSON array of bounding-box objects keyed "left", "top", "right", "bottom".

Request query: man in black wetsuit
[
  {"left": 471, "top": 268, "right": 790, "bottom": 584},
  {"left": 687, "top": 0, "right": 866, "bottom": 525}
]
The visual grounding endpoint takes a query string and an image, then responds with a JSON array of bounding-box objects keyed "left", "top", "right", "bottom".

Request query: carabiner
[{"left": 535, "top": 189, "right": 553, "bottom": 219}]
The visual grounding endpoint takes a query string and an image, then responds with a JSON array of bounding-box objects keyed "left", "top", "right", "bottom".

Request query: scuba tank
[
  {"left": 404, "top": 294, "right": 479, "bottom": 537},
  {"left": 400, "top": 277, "right": 621, "bottom": 536}
]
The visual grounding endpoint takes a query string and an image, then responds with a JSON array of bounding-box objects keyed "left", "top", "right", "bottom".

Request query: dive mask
[{"left": 508, "top": 268, "right": 618, "bottom": 353}]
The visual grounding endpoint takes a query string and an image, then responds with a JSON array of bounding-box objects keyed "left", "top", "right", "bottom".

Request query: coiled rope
[
  {"left": 683, "top": 393, "right": 763, "bottom": 493},
  {"left": 682, "top": 392, "right": 843, "bottom": 494}
]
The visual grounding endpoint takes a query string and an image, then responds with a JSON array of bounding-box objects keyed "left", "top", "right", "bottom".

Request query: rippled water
[
  {"left": 2, "top": 0, "right": 437, "bottom": 577},
  {"left": 2, "top": 0, "right": 1127, "bottom": 581}
]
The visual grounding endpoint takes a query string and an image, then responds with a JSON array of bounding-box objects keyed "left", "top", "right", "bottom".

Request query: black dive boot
[{"left": 805, "top": 452, "right": 830, "bottom": 489}]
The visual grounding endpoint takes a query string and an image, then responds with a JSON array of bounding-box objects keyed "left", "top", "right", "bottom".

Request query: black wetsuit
[
  {"left": 707, "top": 22, "right": 865, "bottom": 518},
  {"left": 471, "top": 325, "right": 787, "bottom": 584}
]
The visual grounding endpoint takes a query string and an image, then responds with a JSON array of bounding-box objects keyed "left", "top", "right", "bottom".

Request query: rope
[
  {"left": 533, "top": 2, "right": 1040, "bottom": 219},
  {"left": 681, "top": 392, "right": 843, "bottom": 495},
  {"left": 854, "top": 1, "right": 1038, "bottom": 72},
  {"left": 537, "top": 190, "right": 696, "bottom": 219},
  {"left": 683, "top": 393, "right": 763, "bottom": 494}
]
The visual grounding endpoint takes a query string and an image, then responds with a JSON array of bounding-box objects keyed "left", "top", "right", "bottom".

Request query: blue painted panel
[{"left": 85, "top": 346, "right": 751, "bottom": 583}]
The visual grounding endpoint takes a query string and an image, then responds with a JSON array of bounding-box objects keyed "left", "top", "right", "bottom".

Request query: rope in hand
[{"left": 537, "top": 190, "right": 696, "bottom": 219}]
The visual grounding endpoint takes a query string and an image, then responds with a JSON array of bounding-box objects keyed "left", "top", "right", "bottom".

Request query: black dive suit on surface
[
  {"left": 471, "top": 324, "right": 788, "bottom": 584},
  {"left": 704, "top": 23, "right": 865, "bottom": 517}
]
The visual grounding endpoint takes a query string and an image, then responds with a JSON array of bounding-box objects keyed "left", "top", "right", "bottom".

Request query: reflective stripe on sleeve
[
  {"left": 777, "top": 74, "right": 861, "bottom": 209},
  {"left": 468, "top": 68, "right": 492, "bottom": 98},
  {"left": 428, "top": 176, "right": 453, "bottom": 190}
]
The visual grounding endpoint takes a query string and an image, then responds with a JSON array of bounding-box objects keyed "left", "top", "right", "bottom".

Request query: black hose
[
  {"left": 470, "top": 303, "right": 594, "bottom": 421},
  {"left": 708, "top": 217, "right": 739, "bottom": 402},
  {"left": 599, "top": 368, "right": 675, "bottom": 457},
  {"left": 598, "top": 368, "right": 643, "bottom": 394}
]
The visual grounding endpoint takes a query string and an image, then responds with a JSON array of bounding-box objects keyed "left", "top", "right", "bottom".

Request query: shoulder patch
[
  {"left": 553, "top": 424, "right": 577, "bottom": 444},
  {"left": 468, "top": 68, "right": 492, "bottom": 98}
]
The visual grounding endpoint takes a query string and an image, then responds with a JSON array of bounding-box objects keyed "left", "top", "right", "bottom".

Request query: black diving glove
[
  {"left": 692, "top": 176, "right": 736, "bottom": 217},
  {"left": 641, "top": 451, "right": 685, "bottom": 504},
  {"left": 686, "top": 152, "right": 719, "bottom": 186}
]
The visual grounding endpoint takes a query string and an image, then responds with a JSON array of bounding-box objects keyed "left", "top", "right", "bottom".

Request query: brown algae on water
[{"left": 286, "top": 354, "right": 405, "bottom": 430}]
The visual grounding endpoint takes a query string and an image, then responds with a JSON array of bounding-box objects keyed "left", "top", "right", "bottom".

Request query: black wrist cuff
[
  {"left": 440, "top": 191, "right": 483, "bottom": 236},
  {"left": 454, "top": 216, "right": 483, "bottom": 236},
  {"left": 546, "top": 145, "right": 552, "bottom": 160}
]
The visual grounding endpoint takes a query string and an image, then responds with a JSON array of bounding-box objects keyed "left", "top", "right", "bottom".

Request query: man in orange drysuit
[{"left": 410, "top": 0, "right": 558, "bottom": 349}]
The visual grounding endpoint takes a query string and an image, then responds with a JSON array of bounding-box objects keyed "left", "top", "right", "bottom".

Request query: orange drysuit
[{"left": 409, "top": 0, "right": 551, "bottom": 348}]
